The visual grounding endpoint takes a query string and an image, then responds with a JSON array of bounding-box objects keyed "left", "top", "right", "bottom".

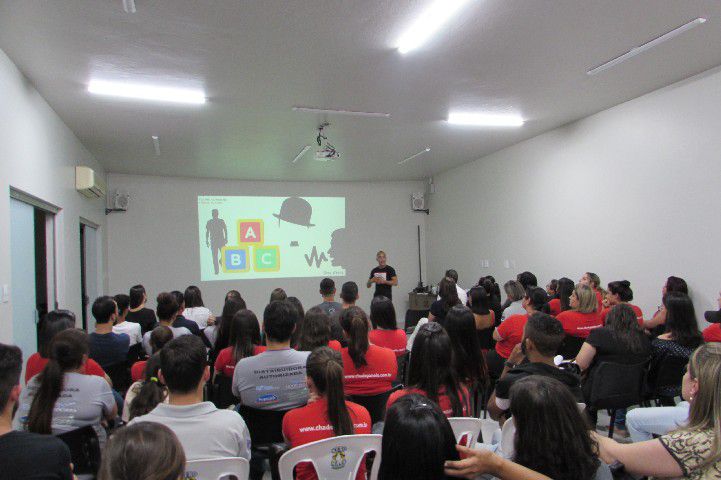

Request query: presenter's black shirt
[
  {"left": 370, "top": 265, "right": 397, "bottom": 299},
  {"left": 0, "top": 431, "right": 72, "bottom": 480}
]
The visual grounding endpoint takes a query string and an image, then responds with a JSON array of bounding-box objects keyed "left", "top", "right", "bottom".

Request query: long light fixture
[
  {"left": 396, "top": 0, "right": 472, "bottom": 54},
  {"left": 122, "top": 0, "right": 136, "bottom": 13},
  {"left": 398, "top": 147, "right": 431, "bottom": 165},
  {"left": 88, "top": 80, "right": 206, "bottom": 105},
  {"left": 291, "top": 145, "right": 312, "bottom": 164},
  {"left": 447, "top": 112, "right": 524, "bottom": 127},
  {"left": 292, "top": 106, "right": 390, "bottom": 118},
  {"left": 151, "top": 135, "right": 161, "bottom": 156},
  {"left": 587, "top": 17, "right": 707, "bottom": 76}
]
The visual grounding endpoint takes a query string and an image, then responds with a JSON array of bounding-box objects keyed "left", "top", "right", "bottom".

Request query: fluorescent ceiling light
[
  {"left": 396, "top": 0, "right": 472, "bottom": 54},
  {"left": 447, "top": 112, "right": 524, "bottom": 127},
  {"left": 122, "top": 0, "right": 136, "bottom": 13},
  {"left": 398, "top": 147, "right": 431, "bottom": 165},
  {"left": 587, "top": 17, "right": 707, "bottom": 76},
  {"left": 292, "top": 146, "right": 312, "bottom": 164},
  {"left": 88, "top": 80, "right": 206, "bottom": 105},
  {"left": 292, "top": 106, "right": 390, "bottom": 118}
]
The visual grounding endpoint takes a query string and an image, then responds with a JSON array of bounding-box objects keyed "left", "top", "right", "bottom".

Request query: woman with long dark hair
[
  {"left": 295, "top": 307, "right": 341, "bottom": 352},
  {"left": 387, "top": 322, "right": 469, "bottom": 417},
  {"left": 429, "top": 277, "right": 461, "bottom": 323},
  {"left": 549, "top": 277, "right": 574, "bottom": 316},
  {"left": 14, "top": 329, "right": 117, "bottom": 445},
  {"left": 282, "top": 347, "right": 371, "bottom": 480},
  {"left": 126, "top": 284, "right": 158, "bottom": 335},
  {"left": 214, "top": 309, "right": 265, "bottom": 378},
  {"left": 369, "top": 296, "right": 406, "bottom": 357},
  {"left": 124, "top": 354, "right": 168, "bottom": 422},
  {"left": 652, "top": 291, "right": 703, "bottom": 367},
  {"left": 287, "top": 296, "right": 305, "bottom": 347},
  {"left": 340, "top": 306, "right": 397, "bottom": 395},
  {"left": 600, "top": 280, "right": 643, "bottom": 324},
  {"left": 643, "top": 276, "right": 689, "bottom": 333},
  {"left": 208, "top": 297, "right": 246, "bottom": 352},
  {"left": 182, "top": 285, "right": 214, "bottom": 329},
  {"left": 480, "top": 276, "right": 504, "bottom": 322},
  {"left": 467, "top": 287, "right": 496, "bottom": 350},
  {"left": 444, "top": 305, "right": 489, "bottom": 395}
]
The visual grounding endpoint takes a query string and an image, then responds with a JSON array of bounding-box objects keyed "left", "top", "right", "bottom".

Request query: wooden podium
[{"left": 408, "top": 292, "right": 435, "bottom": 311}]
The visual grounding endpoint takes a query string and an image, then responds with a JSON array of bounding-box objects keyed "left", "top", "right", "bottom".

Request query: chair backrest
[
  {"left": 104, "top": 361, "right": 132, "bottom": 396},
  {"left": 589, "top": 360, "right": 648, "bottom": 409},
  {"left": 211, "top": 375, "right": 236, "bottom": 410},
  {"left": 278, "top": 434, "right": 382, "bottom": 480},
  {"left": 348, "top": 385, "right": 401, "bottom": 425},
  {"left": 395, "top": 352, "right": 409, "bottom": 384},
  {"left": 499, "top": 417, "right": 516, "bottom": 458},
  {"left": 479, "top": 418, "right": 500, "bottom": 445},
  {"left": 646, "top": 355, "right": 687, "bottom": 398},
  {"left": 184, "top": 457, "right": 250, "bottom": 480},
  {"left": 56, "top": 425, "right": 101, "bottom": 476},
  {"left": 557, "top": 335, "right": 585, "bottom": 360},
  {"left": 236, "top": 405, "right": 289, "bottom": 446},
  {"left": 448, "top": 417, "right": 483, "bottom": 447}
]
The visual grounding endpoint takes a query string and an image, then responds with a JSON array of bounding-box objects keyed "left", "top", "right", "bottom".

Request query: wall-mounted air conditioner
[{"left": 75, "top": 166, "right": 106, "bottom": 198}]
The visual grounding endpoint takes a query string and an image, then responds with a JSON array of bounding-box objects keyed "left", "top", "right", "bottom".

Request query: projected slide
[{"left": 198, "top": 196, "right": 346, "bottom": 281}]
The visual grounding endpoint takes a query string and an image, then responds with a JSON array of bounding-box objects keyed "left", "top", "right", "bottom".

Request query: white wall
[
  {"left": 428, "top": 65, "right": 721, "bottom": 325},
  {"left": 106, "top": 174, "right": 427, "bottom": 323},
  {"left": 0, "top": 48, "right": 106, "bottom": 344}
]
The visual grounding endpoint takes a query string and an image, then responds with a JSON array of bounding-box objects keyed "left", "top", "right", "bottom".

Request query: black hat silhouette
[{"left": 273, "top": 197, "right": 315, "bottom": 227}]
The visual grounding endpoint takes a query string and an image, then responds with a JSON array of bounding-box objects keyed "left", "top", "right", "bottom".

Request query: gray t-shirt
[
  {"left": 13, "top": 372, "right": 115, "bottom": 444},
  {"left": 231, "top": 349, "right": 310, "bottom": 410},
  {"left": 316, "top": 301, "right": 343, "bottom": 317},
  {"left": 142, "top": 325, "right": 191, "bottom": 356},
  {"left": 129, "top": 402, "right": 250, "bottom": 461}
]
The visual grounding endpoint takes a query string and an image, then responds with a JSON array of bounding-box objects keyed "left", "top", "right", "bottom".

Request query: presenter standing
[
  {"left": 206, "top": 209, "right": 227, "bottom": 275},
  {"left": 367, "top": 250, "right": 398, "bottom": 300}
]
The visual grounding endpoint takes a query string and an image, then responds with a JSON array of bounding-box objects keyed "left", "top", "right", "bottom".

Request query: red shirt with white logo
[
  {"left": 556, "top": 310, "right": 603, "bottom": 338},
  {"left": 25, "top": 352, "right": 106, "bottom": 384},
  {"left": 282, "top": 398, "right": 371, "bottom": 480},
  {"left": 495, "top": 314, "right": 528, "bottom": 359},
  {"left": 341, "top": 345, "right": 397, "bottom": 395},
  {"left": 600, "top": 304, "right": 643, "bottom": 326},
  {"left": 369, "top": 329, "right": 407, "bottom": 357},
  {"left": 214, "top": 345, "right": 267, "bottom": 377},
  {"left": 386, "top": 385, "right": 470, "bottom": 417}
]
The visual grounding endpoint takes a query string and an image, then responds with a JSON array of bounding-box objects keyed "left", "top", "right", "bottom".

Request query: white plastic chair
[
  {"left": 479, "top": 418, "right": 500, "bottom": 446},
  {"left": 448, "top": 417, "right": 484, "bottom": 446},
  {"left": 184, "top": 457, "right": 250, "bottom": 480},
  {"left": 499, "top": 417, "right": 516, "bottom": 458},
  {"left": 278, "top": 434, "right": 382, "bottom": 480}
]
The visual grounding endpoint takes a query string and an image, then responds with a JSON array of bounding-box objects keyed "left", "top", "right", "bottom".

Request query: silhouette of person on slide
[
  {"left": 328, "top": 228, "right": 351, "bottom": 270},
  {"left": 206, "top": 209, "right": 227, "bottom": 275}
]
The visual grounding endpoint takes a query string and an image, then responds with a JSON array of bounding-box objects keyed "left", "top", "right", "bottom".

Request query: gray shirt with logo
[{"left": 232, "top": 349, "right": 310, "bottom": 410}]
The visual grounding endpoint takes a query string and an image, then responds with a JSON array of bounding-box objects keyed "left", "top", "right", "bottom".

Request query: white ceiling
[{"left": 1, "top": 0, "right": 720, "bottom": 181}]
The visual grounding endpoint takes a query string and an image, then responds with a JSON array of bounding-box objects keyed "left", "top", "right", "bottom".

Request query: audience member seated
[
  {"left": 130, "top": 335, "right": 251, "bottom": 460},
  {"left": 516, "top": 271, "right": 538, "bottom": 290},
  {"left": 368, "top": 296, "right": 406, "bottom": 357},
  {"left": 548, "top": 277, "right": 574, "bottom": 317},
  {"left": 329, "top": 281, "right": 360, "bottom": 346},
  {"left": 89, "top": 296, "right": 130, "bottom": 369},
  {"left": 594, "top": 343, "right": 721, "bottom": 479},
  {"left": 225, "top": 289, "right": 244, "bottom": 302},
  {"left": 26, "top": 309, "right": 108, "bottom": 384},
  {"left": 14, "top": 329, "right": 117, "bottom": 445},
  {"left": 487, "top": 313, "right": 582, "bottom": 422},
  {"left": 98, "top": 422, "right": 185, "bottom": 480},
  {"left": 123, "top": 353, "right": 168, "bottom": 422},
  {"left": 444, "top": 305, "right": 489, "bottom": 396},
  {"left": 702, "top": 294, "right": 721, "bottom": 342},
  {"left": 287, "top": 296, "right": 306, "bottom": 347},
  {"left": 626, "top": 399, "right": 690, "bottom": 443},
  {"left": 429, "top": 277, "right": 462, "bottom": 323},
  {"left": 170, "top": 290, "right": 204, "bottom": 338},
  {"left": 500, "top": 280, "right": 526, "bottom": 321},
  {"left": 214, "top": 309, "right": 265, "bottom": 378},
  {"left": 599, "top": 280, "right": 643, "bottom": 325},
  {"left": 182, "top": 285, "right": 214, "bottom": 329},
  {"left": 282, "top": 347, "right": 372, "bottom": 480},
  {"left": 579, "top": 272, "right": 604, "bottom": 311},
  {"left": 270, "top": 287, "right": 287, "bottom": 303},
  {"left": 545, "top": 279, "right": 558, "bottom": 298},
  {"left": 232, "top": 301, "right": 310, "bottom": 410},
  {"left": 131, "top": 325, "right": 172, "bottom": 382},
  {"left": 294, "top": 307, "right": 341, "bottom": 353},
  {"left": 467, "top": 286, "right": 496, "bottom": 350},
  {"left": 642, "top": 276, "right": 688, "bottom": 333},
  {"left": 314, "top": 278, "right": 343, "bottom": 317},
  {"left": 340, "top": 307, "right": 397, "bottom": 396},
  {"left": 442, "top": 269, "right": 468, "bottom": 305},
  {"left": 142, "top": 292, "right": 191, "bottom": 356},
  {"left": 556, "top": 284, "right": 602, "bottom": 338},
  {"left": 126, "top": 284, "right": 158, "bottom": 335},
  {"left": 208, "top": 296, "right": 247, "bottom": 353},
  {"left": 387, "top": 322, "right": 469, "bottom": 417},
  {"left": 0, "top": 343, "right": 74, "bottom": 480},
  {"left": 478, "top": 276, "right": 504, "bottom": 324},
  {"left": 379, "top": 393, "right": 461, "bottom": 480},
  {"left": 112, "top": 294, "right": 143, "bottom": 347},
  {"left": 486, "top": 287, "right": 548, "bottom": 378}
]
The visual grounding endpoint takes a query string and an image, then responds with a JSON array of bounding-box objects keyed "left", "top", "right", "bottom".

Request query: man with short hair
[
  {"left": 0, "top": 343, "right": 74, "bottom": 479},
  {"left": 89, "top": 296, "right": 130, "bottom": 369},
  {"left": 113, "top": 294, "right": 143, "bottom": 347},
  {"left": 488, "top": 312, "right": 582, "bottom": 421},
  {"left": 232, "top": 301, "right": 310, "bottom": 410},
  {"left": 130, "top": 335, "right": 251, "bottom": 461},
  {"left": 516, "top": 271, "right": 538, "bottom": 289},
  {"left": 315, "top": 278, "right": 342, "bottom": 317},
  {"left": 170, "top": 290, "right": 203, "bottom": 338},
  {"left": 366, "top": 250, "right": 397, "bottom": 300}
]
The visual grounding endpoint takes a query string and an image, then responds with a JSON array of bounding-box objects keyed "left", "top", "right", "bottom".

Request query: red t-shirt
[
  {"left": 548, "top": 299, "right": 561, "bottom": 317},
  {"left": 214, "top": 345, "right": 267, "bottom": 377},
  {"left": 131, "top": 360, "right": 147, "bottom": 382},
  {"left": 495, "top": 314, "right": 528, "bottom": 359},
  {"left": 25, "top": 352, "right": 106, "bottom": 384},
  {"left": 369, "top": 329, "right": 407, "bottom": 357},
  {"left": 703, "top": 324, "right": 721, "bottom": 343},
  {"left": 556, "top": 310, "right": 603, "bottom": 338},
  {"left": 594, "top": 289, "right": 604, "bottom": 311},
  {"left": 328, "top": 340, "right": 342, "bottom": 352},
  {"left": 600, "top": 304, "right": 643, "bottom": 326},
  {"left": 282, "top": 398, "right": 371, "bottom": 480},
  {"left": 386, "top": 385, "right": 470, "bottom": 418},
  {"left": 342, "top": 344, "right": 397, "bottom": 395}
]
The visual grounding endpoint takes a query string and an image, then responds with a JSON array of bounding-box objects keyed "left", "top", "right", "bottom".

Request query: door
[
  {"left": 10, "top": 198, "right": 38, "bottom": 361},
  {"left": 80, "top": 222, "right": 100, "bottom": 331}
]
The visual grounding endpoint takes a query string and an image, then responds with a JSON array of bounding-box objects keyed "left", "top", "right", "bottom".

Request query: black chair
[
  {"left": 586, "top": 360, "right": 649, "bottom": 437},
  {"left": 237, "top": 405, "right": 291, "bottom": 480},
  {"left": 557, "top": 335, "right": 585, "bottom": 360},
  {"left": 210, "top": 374, "right": 236, "bottom": 409},
  {"left": 348, "top": 384, "right": 402, "bottom": 425},
  {"left": 644, "top": 355, "right": 687, "bottom": 406},
  {"left": 404, "top": 309, "right": 428, "bottom": 330},
  {"left": 395, "top": 351, "right": 409, "bottom": 385},
  {"left": 56, "top": 425, "right": 101, "bottom": 476},
  {"left": 104, "top": 362, "right": 132, "bottom": 396}
]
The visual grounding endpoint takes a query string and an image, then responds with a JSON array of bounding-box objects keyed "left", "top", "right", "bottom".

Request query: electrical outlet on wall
[
  {"left": 504, "top": 260, "right": 510, "bottom": 269},
  {"left": 1, "top": 284, "right": 9, "bottom": 303}
]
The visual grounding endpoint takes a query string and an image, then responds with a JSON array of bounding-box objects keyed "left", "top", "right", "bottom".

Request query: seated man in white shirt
[
  {"left": 130, "top": 335, "right": 250, "bottom": 461},
  {"left": 113, "top": 294, "right": 143, "bottom": 353}
]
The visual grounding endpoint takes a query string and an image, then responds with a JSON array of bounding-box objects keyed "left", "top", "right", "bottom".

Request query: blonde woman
[
  {"left": 594, "top": 343, "right": 721, "bottom": 478},
  {"left": 556, "top": 284, "right": 602, "bottom": 339}
]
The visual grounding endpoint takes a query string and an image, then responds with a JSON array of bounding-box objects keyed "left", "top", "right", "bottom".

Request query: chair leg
[{"left": 608, "top": 410, "right": 616, "bottom": 438}]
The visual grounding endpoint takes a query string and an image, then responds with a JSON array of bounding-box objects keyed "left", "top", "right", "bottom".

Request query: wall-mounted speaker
[{"left": 411, "top": 192, "right": 425, "bottom": 211}]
